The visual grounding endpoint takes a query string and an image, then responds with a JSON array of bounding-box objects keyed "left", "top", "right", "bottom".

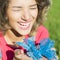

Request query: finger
[
  {"left": 20, "top": 49, "right": 24, "bottom": 54},
  {"left": 14, "top": 49, "right": 21, "bottom": 55},
  {"left": 42, "top": 57, "right": 48, "bottom": 60},
  {"left": 14, "top": 49, "right": 24, "bottom": 55},
  {"left": 21, "top": 54, "right": 33, "bottom": 60}
]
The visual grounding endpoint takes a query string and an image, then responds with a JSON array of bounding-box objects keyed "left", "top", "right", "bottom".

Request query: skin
[
  {"left": 6, "top": 0, "right": 38, "bottom": 35},
  {"left": 4, "top": 0, "right": 38, "bottom": 60},
  {"left": 4, "top": 0, "right": 48, "bottom": 60},
  {"left": 4, "top": 0, "right": 38, "bottom": 45}
]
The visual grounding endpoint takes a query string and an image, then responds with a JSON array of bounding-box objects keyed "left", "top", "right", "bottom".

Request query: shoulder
[
  {"left": 37, "top": 25, "right": 49, "bottom": 36},
  {"left": 0, "top": 31, "right": 4, "bottom": 40},
  {"left": 0, "top": 32, "right": 3, "bottom": 49},
  {"left": 0, "top": 31, "right": 6, "bottom": 46},
  {"left": 35, "top": 25, "right": 49, "bottom": 44}
]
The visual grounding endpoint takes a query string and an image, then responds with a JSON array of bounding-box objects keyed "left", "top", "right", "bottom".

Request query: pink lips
[{"left": 18, "top": 21, "right": 31, "bottom": 30}]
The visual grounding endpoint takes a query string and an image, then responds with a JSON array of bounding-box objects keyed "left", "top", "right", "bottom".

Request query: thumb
[{"left": 14, "top": 49, "right": 24, "bottom": 55}]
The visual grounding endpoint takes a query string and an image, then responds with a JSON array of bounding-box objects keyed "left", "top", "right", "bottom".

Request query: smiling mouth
[{"left": 18, "top": 21, "right": 31, "bottom": 30}]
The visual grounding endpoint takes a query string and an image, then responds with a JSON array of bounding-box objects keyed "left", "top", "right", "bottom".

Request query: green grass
[{"left": 44, "top": 0, "right": 60, "bottom": 59}]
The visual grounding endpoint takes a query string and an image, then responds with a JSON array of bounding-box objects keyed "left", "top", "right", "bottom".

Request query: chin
[
  {"left": 17, "top": 26, "right": 32, "bottom": 35},
  {"left": 19, "top": 30, "right": 31, "bottom": 35}
]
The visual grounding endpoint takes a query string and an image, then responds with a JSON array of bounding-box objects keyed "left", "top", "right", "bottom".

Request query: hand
[
  {"left": 13, "top": 49, "right": 33, "bottom": 60},
  {"left": 41, "top": 57, "right": 48, "bottom": 60},
  {"left": 0, "top": 58, "right": 2, "bottom": 60}
]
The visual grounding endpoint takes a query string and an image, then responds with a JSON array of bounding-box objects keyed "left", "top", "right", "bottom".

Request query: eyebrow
[
  {"left": 11, "top": 4, "right": 37, "bottom": 8},
  {"left": 29, "top": 4, "right": 37, "bottom": 7},
  {"left": 12, "top": 6, "right": 22, "bottom": 8}
]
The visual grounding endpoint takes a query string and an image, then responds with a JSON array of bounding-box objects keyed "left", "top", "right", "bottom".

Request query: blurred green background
[{"left": 44, "top": 0, "right": 60, "bottom": 59}]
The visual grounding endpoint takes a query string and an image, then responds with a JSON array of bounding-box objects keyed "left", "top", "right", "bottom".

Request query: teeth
[
  {"left": 18, "top": 21, "right": 30, "bottom": 26},
  {"left": 20, "top": 23, "right": 30, "bottom": 26},
  {"left": 17, "top": 21, "right": 31, "bottom": 30},
  {"left": 18, "top": 21, "right": 30, "bottom": 30}
]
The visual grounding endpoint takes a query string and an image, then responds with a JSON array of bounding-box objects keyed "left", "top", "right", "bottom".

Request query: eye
[
  {"left": 30, "top": 7, "right": 37, "bottom": 10},
  {"left": 12, "top": 9, "right": 21, "bottom": 11},
  {"left": 11, "top": 8, "right": 22, "bottom": 12},
  {"left": 30, "top": 6, "right": 37, "bottom": 10}
]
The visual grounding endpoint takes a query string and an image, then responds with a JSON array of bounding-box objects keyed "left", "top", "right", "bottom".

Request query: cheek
[
  {"left": 9, "top": 20, "right": 17, "bottom": 29},
  {"left": 7, "top": 10, "right": 22, "bottom": 21},
  {"left": 7, "top": 12, "right": 21, "bottom": 26},
  {"left": 9, "top": 13, "right": 21, "bottom": 20},
  {"left": 7, "top": 13, "right": 18, "bottom": 26},
  {"left": 30, "top": 9, "right": 38, "bottom": 19},
  {"left": 8, "top": 17, "right": 16, "bottom": 26}
]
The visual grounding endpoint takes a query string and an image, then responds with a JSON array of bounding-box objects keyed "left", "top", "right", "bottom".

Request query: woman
[{"left": 0, "top": 0, "right": 57, "bottom": 60}]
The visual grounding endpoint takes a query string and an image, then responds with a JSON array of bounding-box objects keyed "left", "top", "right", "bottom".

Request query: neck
[{"left": 4, "top": 29, "right": 25, "bottom": 44}]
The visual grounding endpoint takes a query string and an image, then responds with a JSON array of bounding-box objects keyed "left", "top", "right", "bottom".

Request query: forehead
[{"left": 9, "top": 0, "right": 37, "bottom": 6}]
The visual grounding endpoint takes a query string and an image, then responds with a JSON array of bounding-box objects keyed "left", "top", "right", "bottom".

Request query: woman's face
[{"left": 6, "top": 0, "right": 38, "bottom": 35}]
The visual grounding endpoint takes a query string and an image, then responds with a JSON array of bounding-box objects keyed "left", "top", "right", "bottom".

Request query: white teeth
[
  {"left": 18, "top": 21, "right": 30, "bottom": 26},
  {"left": 18, "top": 21, "right": 30, "bottom": 30},
  {"left": 20, "top": 23, "right": 30, "bottom": 26}
]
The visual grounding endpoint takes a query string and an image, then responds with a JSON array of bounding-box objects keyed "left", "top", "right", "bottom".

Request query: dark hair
[
  {"left": 30, "top": 0, "right": 51, "bottom": 36},
  {"left": 0, "top": 0, "right": 10, "bottom": 32},
  {"left": 0, "top": 0, "right": 51, "bottom": 35}
]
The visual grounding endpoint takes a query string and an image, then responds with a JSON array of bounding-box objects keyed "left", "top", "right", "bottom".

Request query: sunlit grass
[{"left": 44, "top": 0, "right": 60, "bottom": 59}]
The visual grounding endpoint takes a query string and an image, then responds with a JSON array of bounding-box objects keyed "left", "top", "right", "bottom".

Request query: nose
[{"left": 21, "top": 9, "right": 30, "bottom": 21}]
